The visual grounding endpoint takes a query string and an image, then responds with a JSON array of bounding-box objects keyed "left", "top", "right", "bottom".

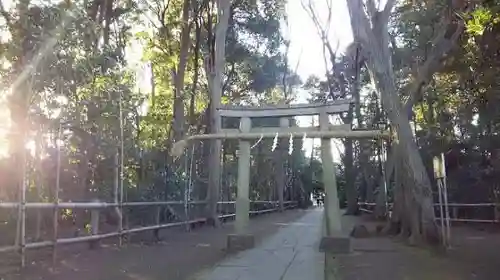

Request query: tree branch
[
  {"left": 302, "top": 0, "right": 343, "bottom": 101},
  {"left": 381, "top": 0, "right": 396, "bottom": 21},
  {"left": 302, "top": 0, "right": 339, "bottom": 64},
  {"left": 325, "top": 0, "right": 333, "bottom": 35},
  {"left": 222, "top": 61, "right": 236, "bottom": 94},
  {"left": 301, "top": 0, "right": 326, "bottom": 41},
  {"left": 365, "top": 0, "right": 378, "bottom": 19},
  {"left": 0, "top": 0, "right": 13, "bottom": 32},
  {"left": 402, "top": 19, "right": 463, "bottom": 115},
  {"left": 346, "top": 0, "right": 373, "bottom": 47}
]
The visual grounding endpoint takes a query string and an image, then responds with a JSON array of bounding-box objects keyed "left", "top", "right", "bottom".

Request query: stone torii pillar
[
  {"left": 227, "top": 117, "right": 254, "bottom": 251},
  {"left": 318, "top": 110, "right": 351, "bottom": 280}
]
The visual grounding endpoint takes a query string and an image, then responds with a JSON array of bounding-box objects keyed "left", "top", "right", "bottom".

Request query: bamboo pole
[
  {"left": 0, "top": 200, "right": 292, "bottom": 210},
  {"left": 0, "top": 245, "right": 17, "bottom": 253},
  {"left": 118, "top": 93, "right": 124, "bottom": 246},
  {"left": 35, "top": 131, "right": 43, "bottom": 241},
  {"left": 437, "top": 181, "right": 446, "bottom": 246},
  {"left": 171, "top": 129, "right": 391, "bottom": 157},
  {"left": 374, "top": 138, "right": 389, "bottom": 217},
  {"left": 52, "top": 79, "right": 63, "bottom": 267},
  {"left": 184, "top": 144, "right": 195, "bottom": 231},
  {"left": 182, "top": 129, "right": 389, "bottom": 141},
  {"left": 52, "top": 121, "right": 62, "bottom": 266},
  {"left": 441, "top": 153, "right": 451, "bottom": 245},
  {"left": 113, "top": 154, "right": 121, "bottom": 245},
  {"left": 184, "top": 148, "right": 189, "bottom": 230},
  {"left": 0, "top": 203, "right": 293, "bottom": 253},
  {"left": 0, "top": 200, "right": 207, "bottom": 209},
  {"left": 188, "top": 144, "right": 195, "bottom": 218},
  {"left": 20, "top": 140, "right": 27, "bottom": 267},
  {"left": 359, "top": 202, "right": 500, "bottom": 207}
]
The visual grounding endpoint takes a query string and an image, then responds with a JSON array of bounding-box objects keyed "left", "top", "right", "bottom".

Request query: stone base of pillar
[
  {"left": 319, "top": 235, "right": 351, "bottom": 254},
  {"left": 227, "top": 234, "right": 255, "bottom": 252}
]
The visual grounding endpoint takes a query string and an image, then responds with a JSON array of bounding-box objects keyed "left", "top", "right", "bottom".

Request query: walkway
[{"left": 193, "top": 209, "right": 324, "bottom": 280}]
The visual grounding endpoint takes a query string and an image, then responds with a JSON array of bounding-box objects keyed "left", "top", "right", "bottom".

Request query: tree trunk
[
  {"left": 102, "top": 0, "right": 113, "bottom": 46},
  {"left": 350, "top": 47, "right": 371, "bottom": 214},
  {"left": 172, "top": 0, "right": 192, "bottom": 142},
  {"left": 374, "top": 69, "right": 438, "bottom": 243},
  {"left": 206, "top": 0, "right": 231, "bottom": 226},
  {"left": 346, "top": 0, "right": 439, "bottom": 244},
  {"left": 189, "top": 18, "right": 202, "bottom": 127},
  {"left": 344, "top": 138, "right": 358, "bottom": 215},
  {"left": 384, "top": 142, "right": 406, "bottom": 236},
  {"left": 343, "top": 89, "right": 358, "bottom": 215}
]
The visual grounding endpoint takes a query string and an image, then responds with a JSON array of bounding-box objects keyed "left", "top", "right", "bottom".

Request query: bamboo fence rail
[
  {"left": 358, "top": 201, "right": 500, "bottom": 223},
  {"left": 0, "top": 200, "right": 297, "bottom": 265}
]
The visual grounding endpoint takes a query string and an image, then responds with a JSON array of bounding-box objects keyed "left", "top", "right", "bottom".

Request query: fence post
[
  {"left": 184, "top": 155, "right": 190, "bottom": 231},
  {"left": 452, "top": 206, "right": 458, "bottom": 220},
  {"left": 154, "top": 205, "right": 161, "bottom": 241},
  {"left": 52, "top": 122, "right": 62, "bottom": 267},
  {"left": 18, "top": 148, "right": 28, "bottom": 268},
  {"left": 89, "top": 199, "right": 100, "bottom": 249},
  {"left": 433, "top": 153, "right": 450, "bottom": 247},
  {"left": 437, "top": 181, "right": 446, "bottom": 245}
]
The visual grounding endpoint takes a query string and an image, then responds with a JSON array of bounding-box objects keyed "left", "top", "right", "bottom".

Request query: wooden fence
[
  {"left": 358, "top": 201, "right": 500, "bottom": 223},
  {"left": 0, "top": 200, "right": 298, "bottom": 266}
]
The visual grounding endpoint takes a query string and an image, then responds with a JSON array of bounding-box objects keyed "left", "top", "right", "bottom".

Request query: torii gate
[{"left": 172, "top": 99, "right": 390, "bottom": 277}]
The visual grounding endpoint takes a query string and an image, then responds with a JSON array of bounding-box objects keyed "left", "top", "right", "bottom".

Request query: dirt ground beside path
[
  {"left": 338, "top": 215, "right": 500, "bottom": 280},
  {"left": 0, "top": 209, "right": 308, "bottom": 280}
]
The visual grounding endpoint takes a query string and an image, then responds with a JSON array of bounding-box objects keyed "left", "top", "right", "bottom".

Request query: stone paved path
[{"left": 194, "top": 209, "right": 324, "bottom": 280}]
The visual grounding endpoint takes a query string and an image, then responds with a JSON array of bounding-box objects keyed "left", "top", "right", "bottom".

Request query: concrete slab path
[{"left": 194, "top": 209, "right": 325, "bottom": 280}]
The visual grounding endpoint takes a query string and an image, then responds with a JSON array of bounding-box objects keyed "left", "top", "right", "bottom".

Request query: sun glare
[{"left": 0, "top": 95, "right": 11, "bottom": 158}]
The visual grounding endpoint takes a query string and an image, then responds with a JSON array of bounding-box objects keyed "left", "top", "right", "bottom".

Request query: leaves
[
  {"left": 0, "top": 0, "right": 309, "bottom": 226},
  {"left": 466, "top": 7, "right": 499, "bottom": 36}
]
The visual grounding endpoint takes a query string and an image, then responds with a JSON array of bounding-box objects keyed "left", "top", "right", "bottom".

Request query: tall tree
[
  {"left": 345, "top": 0, "right": 466, "bottom": 244},
  {"left": 205, "top": 0, "right": 231, "bottom": 226}
]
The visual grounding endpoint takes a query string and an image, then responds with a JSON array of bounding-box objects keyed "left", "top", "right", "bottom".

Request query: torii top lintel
[{"left": 217, "top": 99, "right": 354, "bottom": 118}]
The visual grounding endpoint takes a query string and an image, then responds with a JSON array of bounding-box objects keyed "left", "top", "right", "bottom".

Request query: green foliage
[
  {"left": 0, "top": 0, "right": 308, "bottom": 233},
  {"left": 387, "top": 0, "right": 500, "bottom": 206},
  {"left": 466, "top": 7, "right": 500, "bottom": 36}
]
